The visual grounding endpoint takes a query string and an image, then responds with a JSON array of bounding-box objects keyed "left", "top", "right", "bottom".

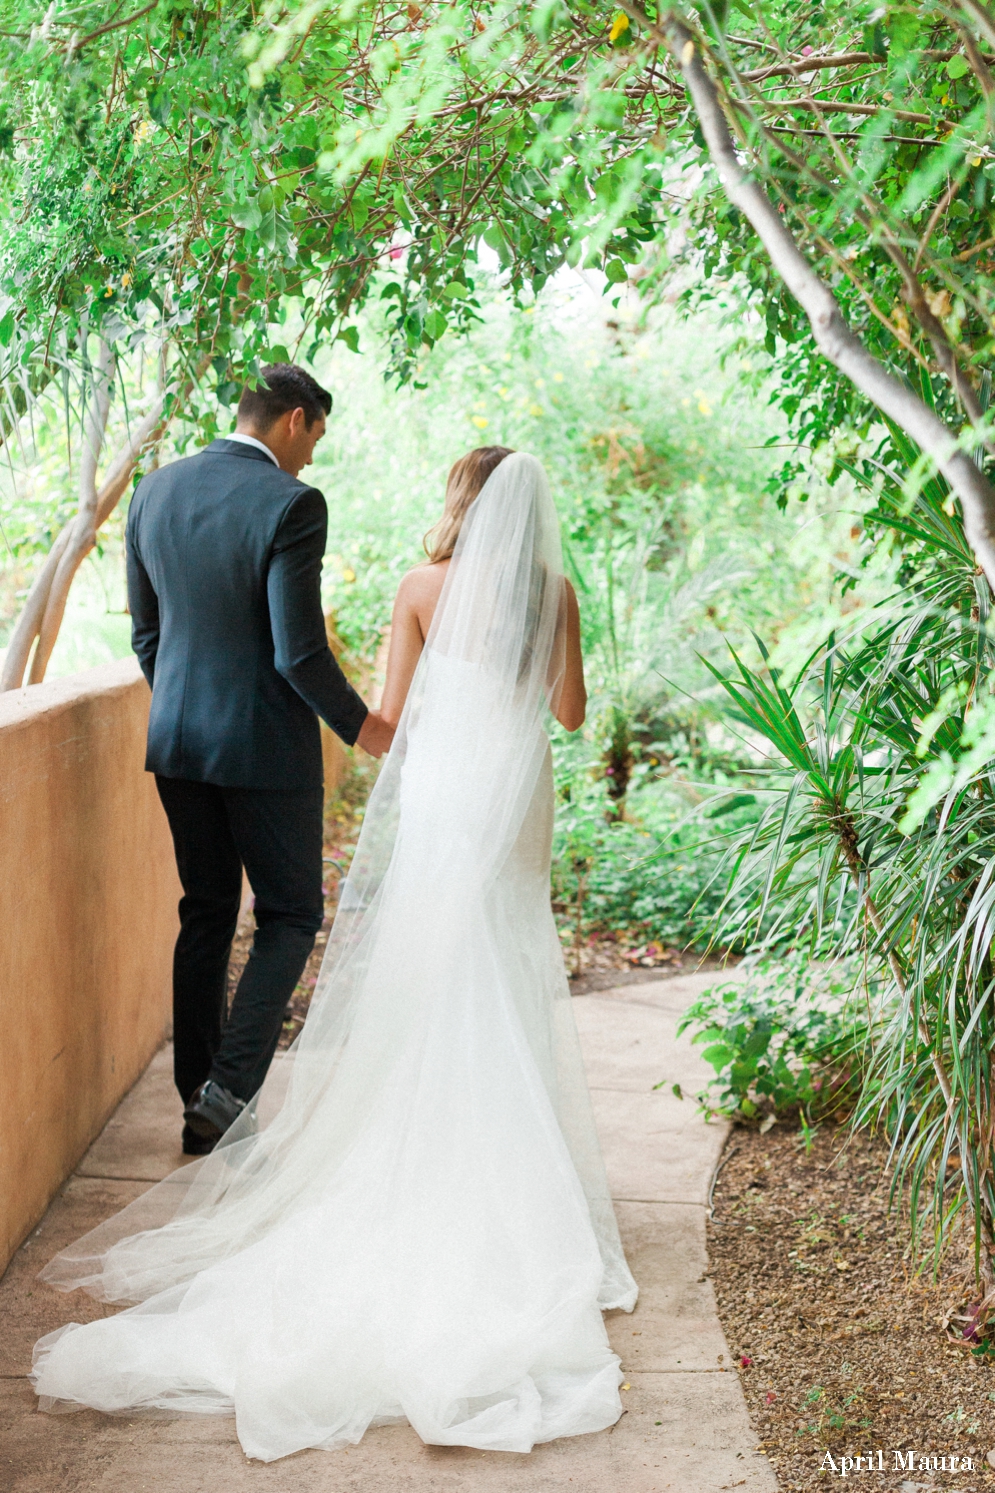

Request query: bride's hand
[{"left": 356, "top": 710, "right": 395, "bottom": 758}]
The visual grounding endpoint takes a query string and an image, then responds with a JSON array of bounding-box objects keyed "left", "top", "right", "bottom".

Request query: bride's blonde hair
[{"left": 423, "top": 446, "right": 514, "bottom": 563}]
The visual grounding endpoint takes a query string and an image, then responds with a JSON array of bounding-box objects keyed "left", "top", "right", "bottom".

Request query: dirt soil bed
[{"left": 708, "top": 1122, "right": 995, "bottom": 1490}]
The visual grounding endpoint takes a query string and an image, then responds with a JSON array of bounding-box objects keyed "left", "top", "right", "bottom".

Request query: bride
[{"left": 31, "top": 447, "right": 638, "bottom": 1463}]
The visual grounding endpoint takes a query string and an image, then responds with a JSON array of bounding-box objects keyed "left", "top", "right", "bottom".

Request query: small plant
[
  {"left": 674, "top": 954, "right": 863, "bottom": 1123},
  {"left": 551, "top": 755, "right": 748, "bottom": 958}
]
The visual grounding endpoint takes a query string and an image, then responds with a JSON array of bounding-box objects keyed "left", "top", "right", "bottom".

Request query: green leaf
[
  {"left": 693, "top": 0, "right": 728, "bottom": 35},
  {"left": 337, "top": 325, "right": 361, "bottom": 354},
  {"left": 231, "top": 201, "right": 262, "bottom": 231},
  {"left": 604, "top": 259, "right": 628, "bottom": 284},
  {"left": 257, "top": 209, "right": 279, "bottom": 251},
  {"left": 707, "top": 794, "right": 757, "bottom": 817},
  {"left": 424, "top": 308, "right": 448, "bottom": 339},
  {"left": 947, "top": 54, "right": 970, "bottom": 80},
  {"left": 147, "top": 90, "right": 170, "bottom": 127},
  {"left": 861, "top": 21, "right": 886, "bottom": 57},
  {"left": 887, "top": 12, "right": 919, "bottom": 55},
  {"left": 0, "top": 310, "right": 14, "bottom": 348}
]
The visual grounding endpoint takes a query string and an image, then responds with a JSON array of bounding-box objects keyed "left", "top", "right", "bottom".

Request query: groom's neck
[{"left": 234, "top": 423, "right": 278, "bottom": 459}]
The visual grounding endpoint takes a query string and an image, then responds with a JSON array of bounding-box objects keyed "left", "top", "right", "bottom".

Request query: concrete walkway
[{"left": 1, "top": 973, "right": 777, "bottom": 1493}]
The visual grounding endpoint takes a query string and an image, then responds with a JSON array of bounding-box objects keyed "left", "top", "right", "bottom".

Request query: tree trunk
[{"left": 1, "top": 366, "right": 167, "bottom": 691}]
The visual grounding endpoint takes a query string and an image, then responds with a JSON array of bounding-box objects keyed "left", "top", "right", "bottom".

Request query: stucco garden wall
[{"left": 0, "top": 658, "right": 180, "bottom": 1273}]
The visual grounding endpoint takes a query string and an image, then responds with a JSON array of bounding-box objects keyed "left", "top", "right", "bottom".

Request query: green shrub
[
  {"left": 551, "top": 764, "right": 730, "bottom": 951},
  {"left": 550, "top": 734, "right": 762, "bottom": 955},
  {"left": 675, "top": 955, "right": 864, "bottom": 1124}
]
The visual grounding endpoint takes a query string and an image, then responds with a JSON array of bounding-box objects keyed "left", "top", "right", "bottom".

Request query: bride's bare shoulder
[{"left": 394, "top": 560, "right": 450, "bottom": 608}]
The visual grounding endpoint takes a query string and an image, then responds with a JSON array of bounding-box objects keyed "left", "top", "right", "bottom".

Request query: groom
[{"left": 127, "top": 363, "right": 393, "bottom": 1154}]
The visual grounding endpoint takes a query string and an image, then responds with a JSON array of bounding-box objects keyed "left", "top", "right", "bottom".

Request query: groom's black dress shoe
[
  {"left": 183, "top": 1080, "right": 247, "bottom": 1143},
  {"left": 182, "top": 1124, "right": 216, "bottom": 1156}
]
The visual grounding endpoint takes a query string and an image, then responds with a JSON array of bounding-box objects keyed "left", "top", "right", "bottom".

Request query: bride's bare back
[{"left": 381, "top": 558, "right": 587, "bottom": 733}]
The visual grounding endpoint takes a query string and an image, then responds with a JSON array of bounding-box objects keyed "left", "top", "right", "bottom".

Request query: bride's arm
[
  {"left": 551, "top": 580, "right": 586, "bottom": 732},
  {"left": 380, "top": 568, "right": 434, "bottom": 729}
]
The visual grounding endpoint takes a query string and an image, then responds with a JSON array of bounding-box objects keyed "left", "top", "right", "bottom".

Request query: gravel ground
[{"left": 708, "top": 1121, "right": 995, "bottom": 1491}]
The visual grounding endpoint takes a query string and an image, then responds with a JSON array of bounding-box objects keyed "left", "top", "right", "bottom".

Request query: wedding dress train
[{"left": 31, "top": 453, "right": 638, "bottom": 1462}]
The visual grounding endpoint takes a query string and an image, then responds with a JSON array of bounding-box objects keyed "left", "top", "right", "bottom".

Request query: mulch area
[
  {"left": 560, "top": 924, "right": 736, "bottom": 994},
  {"left": 567, "top": 944, "right": 733, "bottom": 996},
  {"left": 708, "top": 1120, "right": 995, "bottom": 1490}
]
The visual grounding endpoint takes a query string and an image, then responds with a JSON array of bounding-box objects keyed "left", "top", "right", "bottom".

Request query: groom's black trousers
[{"left": 155, "top": 776, "right": 325, "bottom": 1106}]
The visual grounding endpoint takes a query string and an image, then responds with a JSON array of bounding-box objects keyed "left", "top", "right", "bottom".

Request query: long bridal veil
[{"left": 33, "top": 452, "right": 637, "bottom": 1460}]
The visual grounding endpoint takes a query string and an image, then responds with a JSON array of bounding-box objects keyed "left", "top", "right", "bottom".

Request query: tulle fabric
[{"left": 31, "top": 453, "right": 637, "bottom": 1461}]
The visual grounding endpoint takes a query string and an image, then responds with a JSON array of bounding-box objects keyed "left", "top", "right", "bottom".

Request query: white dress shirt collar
[{"left": 226, "top": 432, "right": 280, "bottom": 467}]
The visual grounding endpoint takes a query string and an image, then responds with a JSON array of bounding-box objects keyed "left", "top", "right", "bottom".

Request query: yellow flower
[
  {"left": 471, "top": 415, "right": 489, "bottom": 429},
  {"left": 529, "top": 403, "right": 544, "bottom": 418},
  {"left": 342, "top": 567, "right": 356, "bottom": 583},
  {"left": 552, "top": 371, "right": 564, "bottom": 383},
  {"left": 697, "top": 397, "right": 712, "bottom": 417},
  {"left": 609, "top": 12, "right": 629, "bottom": 41},
  {"left": 121, "top": 272, "right": 132, "bottom": 289}
]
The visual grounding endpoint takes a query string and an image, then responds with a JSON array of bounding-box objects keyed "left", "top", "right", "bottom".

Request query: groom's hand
[{"left": 356, "top": 710, "right": 394, "bottom": 759}]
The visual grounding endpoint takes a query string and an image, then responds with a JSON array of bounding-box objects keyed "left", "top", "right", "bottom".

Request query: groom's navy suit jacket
[{"left": 126, "top": 438, "right": 367, "bottom": 791}]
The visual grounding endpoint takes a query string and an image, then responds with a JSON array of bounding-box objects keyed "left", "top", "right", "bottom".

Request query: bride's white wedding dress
[{"left": 31, "top": 453, "right": 638, "bottom": 1462}]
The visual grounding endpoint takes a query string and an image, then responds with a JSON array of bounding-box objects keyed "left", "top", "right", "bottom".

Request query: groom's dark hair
[{"left": 237, "top": 363, "right": 332, "bottom": 431}]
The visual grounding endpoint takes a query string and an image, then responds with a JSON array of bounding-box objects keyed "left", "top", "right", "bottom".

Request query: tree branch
[
  {"left": 957, "top": 0, "right": 995, "bottom": 55},
  {"left": 614, "top": 0, "right": 995, "bottom": 595},
  {"left": 733, "top": 96, "right": 935, "bottom": 125},
  {"left": 1, "top": 344, "right": 215, "bottom": 692},
  {"left": 741, "top": 47, "right": 978, "bottom": 82},
  {"left": 68, "top": 2, "right": 157, "bottom": 52},
  {"left": 25, "top": 342, "right": 116, "bottom": 684},
  {"left": 740, "top": 51, "right": 883, "bottom": 82},
  {"left": 1, "top": 377, "right": 165, "bottom": 692},
  {"left": 954, "top": 19, "right": 995, "bottom": 96}
]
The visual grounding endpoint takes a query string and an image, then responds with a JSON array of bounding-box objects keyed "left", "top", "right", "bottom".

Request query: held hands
[{"left": 356, "top": 710, "right": 395, "bottom": 759}]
